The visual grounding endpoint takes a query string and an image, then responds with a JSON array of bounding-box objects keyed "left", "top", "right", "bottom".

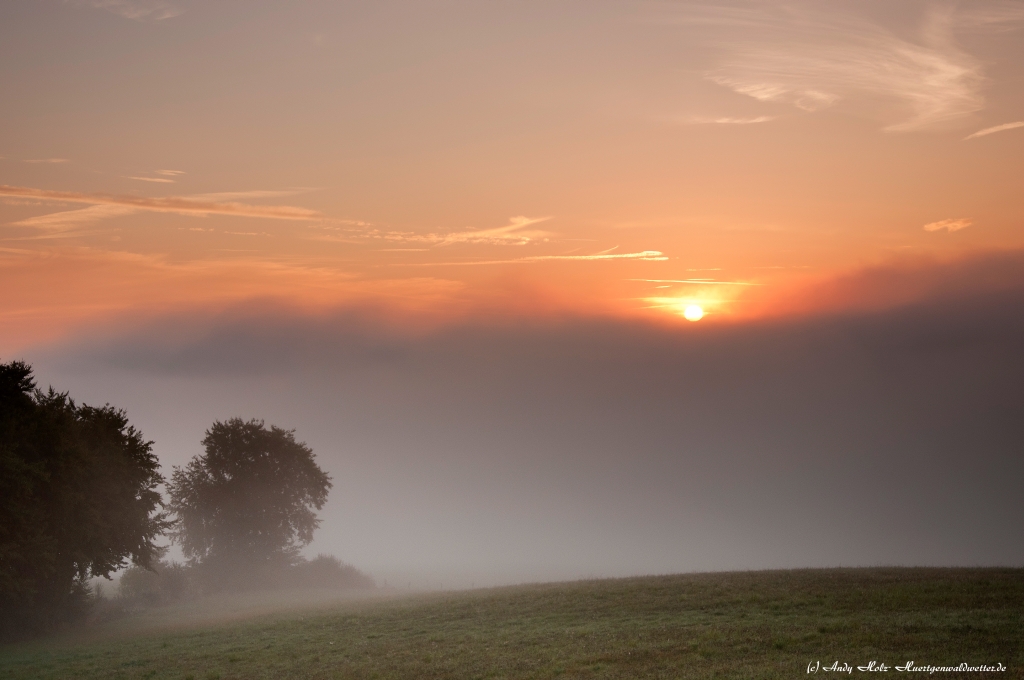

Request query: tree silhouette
[
  {"left": 166, "top": 418, "right": 332, "bottom": 588},
  {"left": 0, "top": 361, "right": 167, "bottom": 639}
]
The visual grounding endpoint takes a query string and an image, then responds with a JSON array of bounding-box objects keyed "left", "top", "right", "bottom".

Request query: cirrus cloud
[
  {"left": 659, "top": 2, "right": 1023, "bottom": 132},
  {"left": 0, "top": 184, "right": 323, "bottom": 222},
  {"left": 72, "top": 0, "right": 182, "bottom": 21},
  {"left": 964, "top": 121, "right": 1024, "bottom": 140},
  {"left": 923, "top": 218, "right": 972, "bottom": 233}
]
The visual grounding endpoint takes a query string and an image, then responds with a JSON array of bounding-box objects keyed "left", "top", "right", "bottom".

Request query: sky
[{"left": 2, "top": 0, "right": 1023, "bottom": 587}]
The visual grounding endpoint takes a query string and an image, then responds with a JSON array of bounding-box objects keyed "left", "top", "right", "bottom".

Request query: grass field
[{"left": 1, "top": 568, "right": 1022, "bottom": 679}]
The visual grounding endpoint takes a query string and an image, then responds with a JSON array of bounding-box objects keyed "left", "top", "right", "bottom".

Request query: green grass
[{"left": 2, "top": 568, "right": 1022, "bottom": 679}]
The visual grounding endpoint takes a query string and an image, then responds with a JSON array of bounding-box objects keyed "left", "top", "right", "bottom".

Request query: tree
[
  {"left": 0, "top": 361, "right": 167, "bottom": 639},
  {"left": 166, "top": 418, "right": 332, "bottom": 588}
]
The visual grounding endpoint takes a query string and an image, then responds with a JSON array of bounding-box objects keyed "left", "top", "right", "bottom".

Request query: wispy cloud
[
  {"left": 435, "top": 216, "right": 552, "bottom": 246},
  {"left": 73, "top": 0, "right": 182, "bottom": 21},
  {"left": 155, "top": 170, "right": 185, "bottom": 176},
  {"left": 663, "top": 3, "right": 1023, "bottom": 132},
  {"left": 524, "top": 250, "right": 666, "bottom": 262},
  {"left": 0, "top": 246, "right": 38, "bottom": 256},
  {"left": 629, "top": 278, "right": 761, "bottom": 286},
  {"left": 406, "top": 250, "right": 667, "bottom": 266},
  {"left": 964, "top": 121, "right": 1024, "bottom": 139},
  {"left": 316, "top": 216, "right": 552, "bottom": 247},
  {"left": 11, "top": 205, "right": 137, "bottom": 233},
  {"left": 192, "top": 189, "right": 315, "bottom": 202},
  {"left": 685, "top": 116, "right": 774, "bottom": 125},
  {"left": 957, "top": 3, "right": 1024, "bottom": 29},
  {"left": 923, "top": 218, "right": 972, "bottom": 232},
  {"left": 0, "top": 185, "right": 322, "bottom": 222},
  {"left": 25, "top": 158, "right": 70, "bottom": 164},
  {"left": 126, "top": 176, "right": 176, "bottom": 184}
]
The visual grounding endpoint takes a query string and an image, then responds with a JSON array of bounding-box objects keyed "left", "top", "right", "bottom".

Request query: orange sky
[{"left": 3, "top": 0, "right": 1024, "bottom": 352}]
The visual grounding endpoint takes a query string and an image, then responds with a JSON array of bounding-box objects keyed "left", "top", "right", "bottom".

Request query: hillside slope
[{"left": 1, "top": 568, "right": 1022, "bottom": 679}]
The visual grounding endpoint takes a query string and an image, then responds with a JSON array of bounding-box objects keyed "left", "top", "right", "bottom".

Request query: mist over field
[
  {"left": 21, "top": 253, "right": 1024, "bottom": 589},
  {"left": 4, "top": 3, "right": 1024, "bottom": 674}
]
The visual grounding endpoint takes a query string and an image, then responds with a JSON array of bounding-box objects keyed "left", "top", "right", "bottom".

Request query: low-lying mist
[
  {"left": 24, "top": 252, "right": 1024, "bottom": 588},
  {"left": 83, "top": 554, "right": 378, "bottom": 633}
]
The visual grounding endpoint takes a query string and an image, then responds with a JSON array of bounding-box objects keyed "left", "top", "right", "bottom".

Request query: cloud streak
[
  {"left": 964, "top": 121, "right": 1024, "bottom": 139},
  {"left": 126, "top": 176, "right": 176, "bottom": 184},
  {"left": 665, "top": 3, "right": 1022, "bottom": 131},
  {"left": 348, "top": 216, "right": 557, "bottom": 245},
  {"left": 75, "top": 0, "right": 182, "bottom": 21},
  {"left": 11, "top": 204, "right": 138, "bottom": 234},
  {"left": 310, "top": 216, "right": 554, "bottom": 247},
  {"left": 192, "top": 189, "right": 316, "bottom": 202},
  {"left": 630, "top": 278, "right": 761, "bottom": 286},
  {"left": 407, "top": 250, "right": 668, "bottom": 266},
  {"left": 0, "top": 185, "right": 322, "bottom": 222},
  {"left": 923, "top": 218, "right": 972, "bottom": 232},
  {"left": 685, "top": 116, "right": 774, "bottom": 125},
  {"left": 435, "top": 216, "right": 553, "bottom": 246}
]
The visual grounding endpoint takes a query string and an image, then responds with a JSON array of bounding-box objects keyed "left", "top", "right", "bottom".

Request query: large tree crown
[
  {"left": 1, "top": 360, "right": 167, "bottom": 638},
  {"left": 167, "top": 418, "right": 332, "bottom": 568}
]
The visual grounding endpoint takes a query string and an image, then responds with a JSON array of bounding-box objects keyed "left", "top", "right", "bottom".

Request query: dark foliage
[
  {"left": 113, "top": 554, "right": 371, "bottom": 614},
  {"left": 166, "top": 418, "right": 332, "bottom": 590},
  {"left": 0, "top": 360, "right": 167, "bottom": 640},
  {"left": 291, "top": 554, "right": 374, "bottom": 590},
  {"left": 117, "top": 559, "right": 198, "bottom": 608}
]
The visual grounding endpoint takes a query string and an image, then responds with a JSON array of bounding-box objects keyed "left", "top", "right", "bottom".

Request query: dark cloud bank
[{"left": 24, "top": 252, "right": 1024, "bottom": 587}]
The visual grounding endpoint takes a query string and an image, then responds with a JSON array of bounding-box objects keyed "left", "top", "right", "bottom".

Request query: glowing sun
[{"left": 683, "top": 305, "right": 704, "bottom": 322}]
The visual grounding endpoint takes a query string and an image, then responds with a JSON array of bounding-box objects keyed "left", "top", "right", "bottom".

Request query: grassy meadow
[{"left": 1, "top": 568, "right": 1022, "bottom": 679}]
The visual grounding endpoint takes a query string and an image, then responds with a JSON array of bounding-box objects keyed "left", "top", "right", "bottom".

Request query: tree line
[{"left": 0, "top": 360, "right": 365, "bottom": 641}]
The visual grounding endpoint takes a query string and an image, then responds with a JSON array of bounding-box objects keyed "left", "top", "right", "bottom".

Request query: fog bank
[{"left": 21, "top": 254, "right": 1024, "bottom": 587}]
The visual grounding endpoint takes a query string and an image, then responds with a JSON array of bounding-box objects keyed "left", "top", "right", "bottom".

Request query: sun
[{"left": 683, "top": 305, "right": 704, "bottom": 322}]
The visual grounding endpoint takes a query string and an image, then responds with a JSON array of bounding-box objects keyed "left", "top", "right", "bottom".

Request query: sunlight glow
[{"left": 683, "top": 305, "right": 704, "bottom": 321}]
